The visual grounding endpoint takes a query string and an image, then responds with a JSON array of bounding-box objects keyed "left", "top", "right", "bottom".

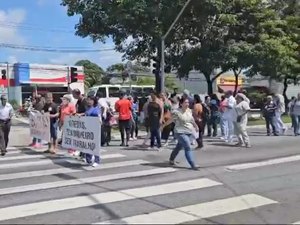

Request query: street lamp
[{"left": 160, "top": 0, "right": 192, "bottom": 92}]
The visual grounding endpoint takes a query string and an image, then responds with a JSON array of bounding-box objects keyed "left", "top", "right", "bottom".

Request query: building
[{"left": 0, "top": 63, "right": 85, "bottom": 105}]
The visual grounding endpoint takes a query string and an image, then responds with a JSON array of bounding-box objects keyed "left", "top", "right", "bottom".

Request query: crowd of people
[{"left": 0, "top": 87, "right": 298, "bottom": 170}]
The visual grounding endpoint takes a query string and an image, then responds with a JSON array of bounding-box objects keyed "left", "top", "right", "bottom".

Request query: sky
[{"left": 0, "top": 0, "right": 123, "bottom": 70}]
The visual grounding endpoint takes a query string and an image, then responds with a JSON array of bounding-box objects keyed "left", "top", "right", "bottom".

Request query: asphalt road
[{"left": 1, "top": 120, "right": 300, "bottom": 224}]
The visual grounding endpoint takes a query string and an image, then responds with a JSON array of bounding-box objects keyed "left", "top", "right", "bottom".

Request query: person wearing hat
[
  {"left": 234, "top": 93, "right": 251, "bottom": 148},
  {"left": 58, "top": 94, "right": 76, "bottom": 154},
  {"left": 0, "top": 95, "right": 13, "bottom": 156}
]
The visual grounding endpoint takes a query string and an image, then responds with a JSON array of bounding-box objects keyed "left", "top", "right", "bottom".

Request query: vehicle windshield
[{"left": 108, "top": 87, "right": 120, "bottom": 98}]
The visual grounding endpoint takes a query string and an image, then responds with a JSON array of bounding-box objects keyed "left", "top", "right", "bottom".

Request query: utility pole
[
  {"left": 160, "top": 0, "right": 192, "bottom": 92},
  {"left": 6, "top": 62, "right": 9, "bottom": 99}
]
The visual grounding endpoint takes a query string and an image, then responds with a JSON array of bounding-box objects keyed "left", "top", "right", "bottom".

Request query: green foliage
[
  {"left": 9, "top": 99, "right": 19, "bottom": 110},
  {"left": 106, "top": 63, "right": 125, "bottom": 72},
  {"left": 136, "top": 77, "right": 155, "bottom": 86},
  {"left": 75, "top": 60, "right": 104, "bottom": 88},
  {"left": 62, "top": 0, "right": 299, "bottom": 94}
]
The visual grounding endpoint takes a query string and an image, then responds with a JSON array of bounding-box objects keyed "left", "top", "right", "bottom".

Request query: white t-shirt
[
  {"left": 223, "top": 96, "right": 236, "bottom": 121},
  {"left": 0, "top": 103, "right": 13, "bottom": 120},
  {"left": 98, "top": 98, "right": 109, "bottom": 119}
]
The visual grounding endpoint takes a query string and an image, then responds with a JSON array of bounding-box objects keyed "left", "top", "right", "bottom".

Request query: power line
[
  {"left": 0, "top": 43, "right": 115, "bottom": 53},
  {"left": 0, "top": 23, "right": 75, "bottom": 34}
]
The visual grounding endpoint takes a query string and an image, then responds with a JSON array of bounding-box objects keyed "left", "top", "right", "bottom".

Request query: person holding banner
[
  {"left": 0, "top": 95, "right": 13, "bottom": 156},
  {"left": 84, "top": 96, "right": 101, "bottom": 167},
  {"left": 59, "top": 94, "right": 76, "bottom": 154},
  {"left": 43, "top": 93, "right": 59, "bottom": 154}
]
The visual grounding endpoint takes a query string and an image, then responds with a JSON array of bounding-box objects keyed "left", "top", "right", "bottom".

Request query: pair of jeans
[
  {"left": 130, "top": 118, "right": 139, "bottom": 138},
  {"left": 292, "top": 115, "right": 300, "bottom": 135},
  {"left": 265, "top": 116, "right": 277, "bottom": 135},
  {"left": 170, "top": 133, "right": 195, "bottom": 168},
  {"left": 207, "top": 116, "right": 219, "bottom": 137},
  {"left": 150, "top": 127, "right": 161, "bottom": 148},
  {"left": 86, "top": 153, "right": 100, "bottom": 164}
]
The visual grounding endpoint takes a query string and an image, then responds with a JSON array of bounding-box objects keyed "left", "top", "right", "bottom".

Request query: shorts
[
  {"left": 119, "top": 120, "right": 131, "bottom": 131},
  {"left": 50, "top": 122, "right": 58, "bottom": 140}
]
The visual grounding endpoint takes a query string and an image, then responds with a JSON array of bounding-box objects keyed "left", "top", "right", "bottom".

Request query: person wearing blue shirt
[{"left": 85, "top": 96, "right": 101, "bottom": 167}]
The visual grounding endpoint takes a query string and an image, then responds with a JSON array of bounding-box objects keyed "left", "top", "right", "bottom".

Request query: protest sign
[
  {"left": 29, "top": 111, "right": 51, "bottom": 141},
  {"left": 62, "top": 116, "right": 101, "bottom": 156}
]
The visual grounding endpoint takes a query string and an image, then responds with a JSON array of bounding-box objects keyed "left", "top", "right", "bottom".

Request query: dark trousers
[
  {"left": 265, "top": 116, "right": 277, "bottom": 135},
  {"left": 161, "top": 123, "right": 172, "bottom": 141},
  {"left": 150, "top": 127, "right": 161, "bottom": 148},
  {"left": 207, "top": 117, "right": 218, "bottom": 137},
  {"left": 119, "top": 120, "right": 131, "bottom": 144},
  {"left": 0, "top": 120, "right": 11, "bottom": 152},
  {"left": 195, "top": 120, "right": 204, "bottom": 148}
]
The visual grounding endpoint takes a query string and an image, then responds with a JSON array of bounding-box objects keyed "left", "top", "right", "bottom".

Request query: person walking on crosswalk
[
  {"left": 0, "top": 95, "right": 13, "bottom": 156},
  {"left": 169, "top": 96, "right": 199, "bottom": 170},
  {"left": 84, "top": 96, "right": 101, "bottom": 167}
]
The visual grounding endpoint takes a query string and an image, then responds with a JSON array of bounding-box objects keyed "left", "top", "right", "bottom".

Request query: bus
[{"left": 87, "top": 84, "right": 155, "bottom": 109}]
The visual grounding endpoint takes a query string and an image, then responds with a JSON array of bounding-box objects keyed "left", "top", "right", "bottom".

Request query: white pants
[
  {"left": 275, "top": 111, "right": 286, "bottom": 133},
  {"left": 234, "top": 121, "right": 250, "bottom": 145},
  {"left": 227, "top": 120, "right": 235, "bottom": 141}
]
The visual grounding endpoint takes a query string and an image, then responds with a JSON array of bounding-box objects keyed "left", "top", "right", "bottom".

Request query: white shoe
[
  {"left": 92, "top": 163, "right": 99, "bottom": 167},
  {"left": 129, "top": 138, "right": 134, "bottom": 141},
  {"left": 73, "top": 151, "right": 80, "bottom": 157}
]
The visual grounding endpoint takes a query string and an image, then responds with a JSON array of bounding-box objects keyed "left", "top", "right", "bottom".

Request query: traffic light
[
  {"left": 1, "top": 69, "right": 6, "bottom": 80},
  {"left": 152, "top": 62, "right": 160, "bottom": 75},
  {"left": 70, "top": 67, "right": 78, "bottom": 83}
]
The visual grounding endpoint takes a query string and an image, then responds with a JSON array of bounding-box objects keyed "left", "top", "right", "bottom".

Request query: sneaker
[
  {"left": 33, "top": 144, "right": 42, "bottom": 149},
  {"left": 191, "top": 166, "right": 199, "bottom": 171},
  {"left": 129, "top": 138, "right": 134, "bottom": 141},
  {"left": 73, "top": 151, "right": 81, "bottom": 157},
  {"left": 246, "top": 144, "right": 252, "bottom": 148},
  {"left": 92, "top": 163, "right": 99, "bottom": 167}
]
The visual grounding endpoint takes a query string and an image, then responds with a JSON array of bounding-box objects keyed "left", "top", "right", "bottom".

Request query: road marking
[
  {"left": 0, "top": 168, "right": 178, "bottom": 195},
  {"left": 226, "top": 155, "right": 300, "bottom": 171},
  {"left": 0, "top": 178, "right": 221, "bottom": 221},
  {"left": 0, "top": 154, "right": 49, "bottom": 161},
  {"left": 293, "top": 221, "right": 300, "bottom": 224},
  {"left": 0, "top": 160, "right": 150, "bottom": 181},
  {"left": 96, "top": 194, "right": 277, "bottom": 224},
  {"left": 0, "top": 154, "right": 126, "bottom": 170}
]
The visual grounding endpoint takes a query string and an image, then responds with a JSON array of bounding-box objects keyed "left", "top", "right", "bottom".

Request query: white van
[{"left": 87, "top": 84, "right": 155, "bottom": 109}]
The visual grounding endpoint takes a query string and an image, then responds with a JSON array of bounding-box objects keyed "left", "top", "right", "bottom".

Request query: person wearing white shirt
[
  {"left": 273, "top": 93, "right": 287, "bottom": 134},
  {"left": 223, "top": 91, "right": 237, "bottom": 143},
  {"left": 0, "top": 95, "right": 13, "bottom": 156}
]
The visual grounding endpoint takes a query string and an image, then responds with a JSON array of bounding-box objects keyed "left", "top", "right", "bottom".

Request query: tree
[
  {"left": 106, "top": 63, "right": 125, "bottom": 72},
  {"left": 168, "top": 0, "right": 269, "bottom": 95},
  {"left": 249, "top": 0, "right": 300, "bottom": 104},
  {"left": 75, "top": 60, "right": 104, "bottom": 88}
]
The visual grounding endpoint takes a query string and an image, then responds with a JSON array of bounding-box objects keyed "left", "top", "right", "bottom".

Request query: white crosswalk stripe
[{"left": 0, "top": 146, "right": 291, "bottom": 224}]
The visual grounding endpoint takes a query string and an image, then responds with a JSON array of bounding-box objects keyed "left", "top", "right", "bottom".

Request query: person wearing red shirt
[{"left": 115, "top": 91, "right": 132, "bottom": 146}]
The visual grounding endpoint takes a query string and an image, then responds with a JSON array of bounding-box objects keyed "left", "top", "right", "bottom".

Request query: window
[
  {"left": 96, "top": 87, "right": 106, "bottom": 98},
  {"left": 108, "top": 87, "right": 120, "bottom": 97}
]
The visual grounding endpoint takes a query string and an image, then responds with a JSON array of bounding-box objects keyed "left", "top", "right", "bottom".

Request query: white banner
[
  {"left": 29, "top": 111, "right": 51, "bottom": 141},
  {"left": 62, "top": 116, "right": 101, "bottom": 156}
]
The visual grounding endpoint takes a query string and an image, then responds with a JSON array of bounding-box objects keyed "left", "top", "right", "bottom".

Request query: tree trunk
[
  {"left": 283, "top": 77, "right": 289, "bottom": 112},
  {"left": 207, "top": 79, "right": 213, "bottom": 96},
  {"left": 233, "top": 69, "right": 242, "bottom": 96}
]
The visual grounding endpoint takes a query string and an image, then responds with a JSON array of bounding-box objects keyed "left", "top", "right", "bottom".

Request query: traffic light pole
[{"left": 160, "top": 0, "right": 192, "bottom": 93}]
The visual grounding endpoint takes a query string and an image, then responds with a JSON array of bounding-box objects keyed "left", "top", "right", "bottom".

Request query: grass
[{"left": 248, "top": 115, "right": 291, "bottom": 126}]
